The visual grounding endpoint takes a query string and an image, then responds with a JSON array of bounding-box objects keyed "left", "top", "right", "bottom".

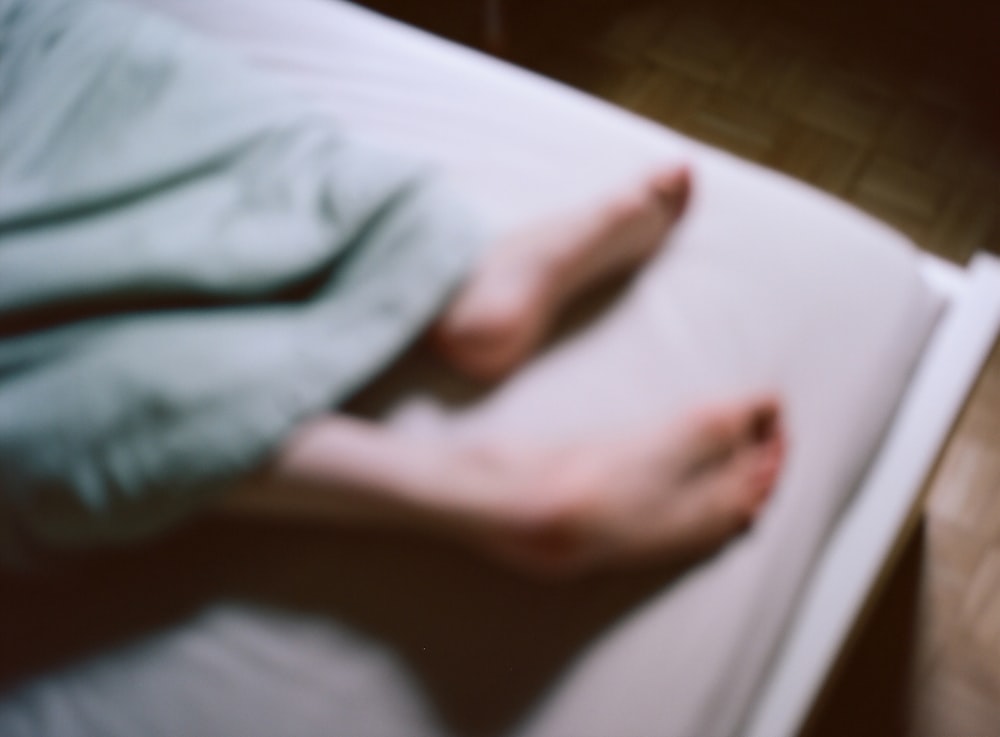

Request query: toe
[
  {"left": 737, "top": 431, "right": 785, "bottom": 517},
  {"left": 710, "top": 452, "right": 773, "bottom": 534},
  {"left": 744, "top": 395, "right": 782, "bottom": 444},
  {"left": 664, "top": 457, "right": 762, "bottom": 557},
  {"left": 651, "top": 165, "right": 692, "bottom": 219},
  {"left": 676, "top": 395, "right": 784, "bottom": 477},
  {"left": 684, "top": 405, "right": 784, "bottom": 527},
  {"left": 683, "top": 402, "right": 756, "bottom": 465}
]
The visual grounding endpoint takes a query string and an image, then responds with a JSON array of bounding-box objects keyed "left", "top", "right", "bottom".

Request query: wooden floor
[{"left": 362, "top": 0, "right": 1000, "bottom": 734}]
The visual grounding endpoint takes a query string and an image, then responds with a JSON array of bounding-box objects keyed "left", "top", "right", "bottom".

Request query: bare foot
[
  {"left": 433, "top": 166, "right": 692, "bottom": 381},
  {"left": 473, "top": 394, "right": 784, "bottom": 578}
]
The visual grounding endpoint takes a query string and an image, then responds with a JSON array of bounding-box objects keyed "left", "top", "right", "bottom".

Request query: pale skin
[{"left": 221, "top": 166, "right": 786, "bottom": 578}]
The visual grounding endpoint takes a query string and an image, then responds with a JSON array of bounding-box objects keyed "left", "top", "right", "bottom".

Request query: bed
[{"left": 2, "top": 0, "right": 999, "bottom": 735}]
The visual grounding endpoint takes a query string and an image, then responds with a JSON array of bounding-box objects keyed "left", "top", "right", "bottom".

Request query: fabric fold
[{"left": 0, "top": 0, "right": 488, "bottom": 563}]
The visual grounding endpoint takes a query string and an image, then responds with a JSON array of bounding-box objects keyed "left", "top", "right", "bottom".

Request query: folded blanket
[{"left": 0, "top": 0, "right": 487, "bottom": 563}]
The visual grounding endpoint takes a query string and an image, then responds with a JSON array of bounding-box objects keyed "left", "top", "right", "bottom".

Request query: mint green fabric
[{"left": 0, "top": 0, "right": 487, "bottom": 561}]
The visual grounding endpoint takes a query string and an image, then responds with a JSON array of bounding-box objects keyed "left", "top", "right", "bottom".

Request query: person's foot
[
  {"left": 473, "top": 394, "right": 784, "bottom": 577},
  {"left": 432, "top": 166, "right": 692, "bottom": 381}
]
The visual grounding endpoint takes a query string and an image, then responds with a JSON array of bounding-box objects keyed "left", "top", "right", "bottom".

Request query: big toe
[{"left": 650, "top": 165, "right": 692, "bottom": 220}]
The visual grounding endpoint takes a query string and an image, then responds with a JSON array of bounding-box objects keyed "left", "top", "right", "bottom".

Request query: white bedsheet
[{"left": 0, "top": 1, "right": 945, "bottom": 736}]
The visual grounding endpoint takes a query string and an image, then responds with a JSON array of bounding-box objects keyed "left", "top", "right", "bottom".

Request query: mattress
[{"left": 1, "top": 1, "right": 993, "bottom": 736}]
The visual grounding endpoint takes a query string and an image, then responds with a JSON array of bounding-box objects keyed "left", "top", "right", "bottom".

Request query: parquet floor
[
  {"left": 912, "top": 351, "right": 1000, "bottom": 734},
  {"left": 365, "top": 0, "right": 1000, "bottom": 263},
  {"left": 359, "top": 0, "right": 1000, "bottom": 734}
]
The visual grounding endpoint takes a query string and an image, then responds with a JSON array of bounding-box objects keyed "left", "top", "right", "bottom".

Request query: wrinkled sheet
[
  {"left": 0, "top": 0, "right": 484, "bottom": 561},
  {"left": 0, "top": 1, "right": 944, "bottom": 736}
]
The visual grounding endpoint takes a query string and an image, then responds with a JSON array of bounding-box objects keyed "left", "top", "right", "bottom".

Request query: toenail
[{"left": 750, "top": 411, "right": 776, "bottom": 443}]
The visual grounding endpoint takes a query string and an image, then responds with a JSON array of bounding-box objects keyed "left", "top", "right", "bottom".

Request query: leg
[
  {"left": 220, "top": 392, "right": 783, "bottom": 578},
  {"left": 432, "top": 166, "right": 691, "bottom": 381}
]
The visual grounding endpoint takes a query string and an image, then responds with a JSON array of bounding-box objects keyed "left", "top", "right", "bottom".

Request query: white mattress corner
[
  {"left": 745, "top": 249, "right": 1000, "bottom": 737},
  {"left": 919, "top": 251, "right": 968, "bottom": 299}
]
